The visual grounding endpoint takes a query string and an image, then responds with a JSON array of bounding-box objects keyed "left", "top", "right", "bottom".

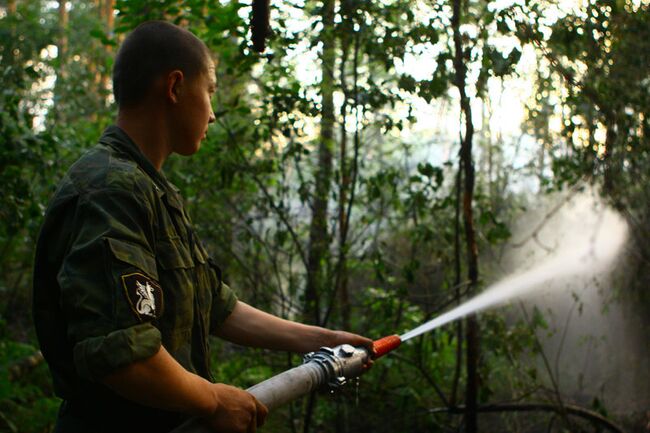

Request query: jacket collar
[{"left": 98, "top": 125, "right": 179, "bottom": 196}]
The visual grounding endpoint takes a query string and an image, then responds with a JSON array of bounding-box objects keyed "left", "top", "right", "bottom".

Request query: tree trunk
[
  {"left": 58, "top": 1, "right": 69, "bottom": 75},
  {"left": 450, "top": 162, "right": 463, "bottom": 408},
  {"left": 55, "top": 0, "right": 69, "bottom": 125},
  {"left": 101, "top": 0, "right": 115, "bottom": 93},
  {"left": 334, "top": 5, "right": 353, "bottom": 330},
  {"left": 303, "top": 1, "right": 336, "bottom": 431},
  {"left": 7, "top": 0, "right": 16, "bottom": 14},
  {"left": 451, "top": 0, "right": 480, "bottom": 431},
  {"left": 337, "top": 59, "right": 351, "bottom": 329},
  {"left": 304, "top": 0, "right": 336, "bottom": 327},
  {"left": 603, "top": 115, "right": 618, "bottom": 197}
]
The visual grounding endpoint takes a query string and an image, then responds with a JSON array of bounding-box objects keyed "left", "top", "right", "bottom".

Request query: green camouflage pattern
[{"left": 32, "top": 125, "right": 237, "bottom": 432}]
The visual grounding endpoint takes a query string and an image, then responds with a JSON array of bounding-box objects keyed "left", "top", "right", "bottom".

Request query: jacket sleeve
[
  {"left": 206, "top": 258, "right": 238, "bottom": 334},
  {"left": 58, "top": 187, "right": 162, "bottom": 382},
  {"left": 209, "top": 281, "right": 238, "bottom": 334}
]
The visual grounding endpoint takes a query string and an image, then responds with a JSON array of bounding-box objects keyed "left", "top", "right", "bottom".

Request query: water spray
[
  {"left": 172, "top": 244, "right": 623, "bottom": 432},
  {"left": 172, "top": 191, "right": 627, "bottom": 432}
]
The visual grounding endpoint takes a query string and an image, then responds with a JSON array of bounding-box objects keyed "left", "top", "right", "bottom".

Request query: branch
[
  {"left": 215, "top": 117, "right": 309, "bottom": 270},
  {"left": 390, "top": 352, "right": 450, "bottom": 408},
  {"left": 509, "top": 182, "right": 584, "bottom": 248},
  {"left": 512, "top": 13, "right": 614, "bottom": 120},
  {"left": 428, "top": 403, "right": 624, "bottom": 433},
  {"left": 250, "top": 174, "right": 309, "bottom": 270},
  {"left": 518, "top": 302, "right": 574, "bottom": 429}
]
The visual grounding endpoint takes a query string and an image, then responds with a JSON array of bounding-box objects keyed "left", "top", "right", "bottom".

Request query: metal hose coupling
[
  {"left": 170, "top": 336, "right": 402, "bottom": 433},
  {"left": 300, "top": 334, "right": 402, "bottom": 390},
  {"left": 302, "top": 343, "right": 371, "bottom": 389},
  {"left": 290, "top": 334, "right": 403, "bottom": 393}
]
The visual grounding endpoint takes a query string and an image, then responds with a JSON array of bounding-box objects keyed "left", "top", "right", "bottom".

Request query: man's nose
[{"left": 209, "top": 108, "right": 216, "bottom": 124}]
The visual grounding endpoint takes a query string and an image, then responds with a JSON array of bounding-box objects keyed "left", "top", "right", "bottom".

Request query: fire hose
[{"left": 170, "top": 335, "right": 402, "bottom": 433}]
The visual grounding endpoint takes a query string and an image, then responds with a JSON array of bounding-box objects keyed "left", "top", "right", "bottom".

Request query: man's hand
[
  {"left": 327, "top": 330, "right": 374, "bottom": 369},
  {"left": 103, "top": 346, "right": 268, "bottom": 431},
  {"left": 328, "top": 330, "right": 373, "bottom": 352},
  {"left": 204, "top": 384, "right": 268, "bottom": 433}
]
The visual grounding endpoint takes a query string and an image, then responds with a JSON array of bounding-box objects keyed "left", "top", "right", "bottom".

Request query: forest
[{"left": 1, "top": 0, "right": 649, "bottom": 432}]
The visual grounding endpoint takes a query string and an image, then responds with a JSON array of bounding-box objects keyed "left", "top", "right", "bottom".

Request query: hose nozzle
[{"left": 372, "top": 335, "right": 401, "bottom": 359}]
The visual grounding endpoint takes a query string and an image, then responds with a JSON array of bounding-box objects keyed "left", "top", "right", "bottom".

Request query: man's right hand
[
  {"left": 205, "top": 384, "right": 268, "bottom": 433},
  {"left": 103, "top": 346, "right": 268, "bottom": 432}
]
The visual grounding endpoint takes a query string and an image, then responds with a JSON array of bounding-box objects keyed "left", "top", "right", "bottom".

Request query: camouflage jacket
[{"left": 32, "top": 125, "right": 237, "bottom": 432}]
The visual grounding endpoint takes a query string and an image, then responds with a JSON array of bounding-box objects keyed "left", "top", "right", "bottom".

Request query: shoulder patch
[{"left": 121, "top": 273, "right": 164, "bottom": 321}]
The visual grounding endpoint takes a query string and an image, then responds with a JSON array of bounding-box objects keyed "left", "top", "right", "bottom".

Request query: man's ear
[{"left": 166, "top": 70, "right": 184, "bottom": 104}]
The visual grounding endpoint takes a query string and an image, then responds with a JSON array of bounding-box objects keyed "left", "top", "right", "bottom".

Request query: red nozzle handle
[{"left": 372, "top": 335, "right": 401, "bottom": 359}]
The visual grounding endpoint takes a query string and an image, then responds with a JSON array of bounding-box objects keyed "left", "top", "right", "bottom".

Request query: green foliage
[
  {"left": 0, "top": 320, "right": 59, "bottom": 433},
  {"left": 524, "top": 0, "right": 650, "bottom": 319},
  {"left": 0, "top": 1, "right": 62, "bottom": 340}
]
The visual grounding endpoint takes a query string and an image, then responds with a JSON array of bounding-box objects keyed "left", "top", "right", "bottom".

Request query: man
[{"left": 32, "top": 21, "right": 371, "bottom": 433}]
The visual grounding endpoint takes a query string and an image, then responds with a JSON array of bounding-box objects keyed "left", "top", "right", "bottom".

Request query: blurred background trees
[{"left": 0, "top": 0, "right": 648, "bottom": 432}]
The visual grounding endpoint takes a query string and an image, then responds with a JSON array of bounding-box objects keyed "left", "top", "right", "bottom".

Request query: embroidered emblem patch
[{"left": 121, "top": 273, "right": 164, "bottom": 320}]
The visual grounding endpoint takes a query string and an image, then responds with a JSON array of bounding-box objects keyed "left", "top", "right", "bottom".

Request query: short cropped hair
[{"left": 113, "top": 21, "right": 211, "bottom": 108}]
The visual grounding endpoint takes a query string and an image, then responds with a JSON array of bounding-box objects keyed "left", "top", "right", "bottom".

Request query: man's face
[{"left": 170, "top": 60, "right": 217, "bottom": 156}]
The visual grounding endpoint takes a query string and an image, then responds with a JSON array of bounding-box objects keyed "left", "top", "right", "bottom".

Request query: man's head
[
  {"left": 113, "top": 21, "right": 217, "bottom": 157},
  {"left": 113, "top": 21, "right": 212, "bottom": 108}
]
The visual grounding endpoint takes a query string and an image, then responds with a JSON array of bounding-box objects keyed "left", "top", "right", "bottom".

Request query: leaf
[
  {"left": 398, "top": 74, "right": 417, "bottom": 93},
  {"left": 417, "top": 162, "right": 435, "bottom": 177},
  {"left": 487, "top": 222, "right": 511, "bottom": 243},
  {"left": 89, "top": 28, "right": 104, "bottom": 39}
]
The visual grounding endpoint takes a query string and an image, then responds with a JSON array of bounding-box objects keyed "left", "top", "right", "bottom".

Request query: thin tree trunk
[
  {"left": 303, "top": 0, "right": 336, "bottom": 430},
  {"left": 450, "top": 163, "right": 463, "bottom": 408},
  {"left": 7, "top": 0, "right": 16, "bottom": 14},
  {"left": 451, "top": 0, "right": 479, "bottom": 431},
  {"left": 342, "top": 32, "right": 362, "bottom": 330},
  {"left": 58, "top": 1, "right": 69, "bottom": 76},
  {"left": 305, "top": 0, "right": 336, "bottom": 327},
  {"left": 88, "top": 0, "right": 101, "bottom": 86},
  {"left": 55, "top": 0, "right": 69, "bottom": 125},
  {"left": 330, "top": 4, "right": 358, "bottom": 330},
  {"left": 603, "top": 115, "right": 617, "bottom": 196},
  {"left": 337, "top": 33, "right": 351, "bottom": 330},
  {"left": 465, "top": 316, "right": 479, "bottom": 432},
  {"left": 101, "top": 0, "right": 115, "bottom": 93}
]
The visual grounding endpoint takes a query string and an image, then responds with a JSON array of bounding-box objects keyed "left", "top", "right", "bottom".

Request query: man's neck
[{"left": 116, "top": 107, "right": 171, "bottom": 171}]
